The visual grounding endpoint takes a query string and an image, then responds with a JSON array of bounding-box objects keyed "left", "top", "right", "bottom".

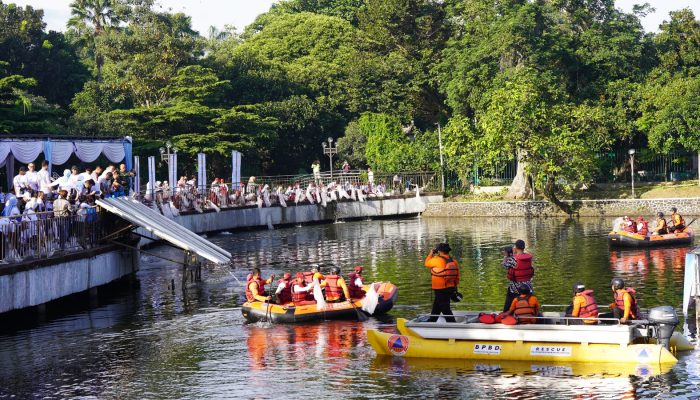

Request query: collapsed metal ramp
[{"left": 97, "top": 197, "right": 232, "bottom": 265}]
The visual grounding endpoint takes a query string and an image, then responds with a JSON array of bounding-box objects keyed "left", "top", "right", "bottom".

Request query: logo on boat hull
[
  {"left": 473, "top": 344, "right": 501, "bottom": 355},
  {"left": 388, "top": 335, "right": 409, "bottom": 356}
]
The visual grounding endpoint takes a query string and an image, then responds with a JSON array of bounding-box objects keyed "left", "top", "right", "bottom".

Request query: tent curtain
[
  {"left": 103, "top": 142, "right": 126, "bottom": 163},
  {"left": 9, "top": 141, "right": 43, "bottom": 163},
  {"left": 51, "top": 141, "right": 75, "bottom": 166}
]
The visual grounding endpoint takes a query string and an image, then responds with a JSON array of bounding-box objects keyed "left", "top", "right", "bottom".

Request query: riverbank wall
[
  {"left": 423, "top": 198, "right": 700, "bottom": 217},
  {"left": 138, "top": 193, "right": 444, "bottom": 239},
  {"left": 0, "top": 245, "right": 138, "bottom": 314}
]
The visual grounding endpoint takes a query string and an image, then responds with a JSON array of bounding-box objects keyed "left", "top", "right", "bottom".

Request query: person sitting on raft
[
  {"left": 620, "top": 216, "right": 636, "bottom": 233},
  {"left": 636, "top": 216, "right": 649, "bottom": 236},
  {"left": 608, "top": 278, "right": 638, "bottom": 324},
  {"left": 274, "top": 273, "right": 294, "bottom": 304},
  {"left": 669, "top": 207, "right": 686, "bottom": 233},
  {"left": 652, "top": 212, "right": 668, "bottom": 235},
  {"left": 321, "top": 266, "right": 351, "bottom": 302},
  {"left": 507, "top": 282, "right": 540, "bottom": 324},
  {"left": 348, "top": 266, "right": 366, "bottom": 299},
  {"left": 246, "top": 268, "right": 276, "bottom": 303},
  {"left": 291, "top": 272, "right": 315, "bottom": 305},
  {"left": 566, "top": 283, "right": 599, "bottom": 325}
]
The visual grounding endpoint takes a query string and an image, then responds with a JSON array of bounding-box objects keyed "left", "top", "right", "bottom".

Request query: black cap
[
  {"left": 436, "top": 243, "right": 451, "bottom": 253},
  {"left": 514, "top": 239, "right": 525, "bottom": 250}
]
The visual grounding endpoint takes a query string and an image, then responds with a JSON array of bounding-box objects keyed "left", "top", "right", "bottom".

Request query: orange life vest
[
  {"left": 513, "top": 294, "right": 537, "bottom": 324},
  {"left": 430, "top": 256, "right": 459, "bottom": 289},
  {"left": 508, "top": 253, "right": 534, "bottom": 282},
  {"left": 324, "top": 275, "right": 344, "bottom": 301},
  {"left": 576, "top": 289, "right": 599, "bottom": 320},
  {"left": 623, "top": 221, "right": 637, "bottom": 233},
  {"left": 614, "top": 288, "right": 639, "bottom": 319},
  {"left": 672, "top": 213, "right": 686, "bottom": 228},
  {"left": 245, "top": 275, "right": 266, "bottom": 302},
  {"left": 347, "top": 272, "right": 365, "bottom": 299},
  {"left": 277, "top": 277, "right": 293, "bottom": 304},
  {"left": 637, "top": 221, "right": 649, "bottom": 236}
]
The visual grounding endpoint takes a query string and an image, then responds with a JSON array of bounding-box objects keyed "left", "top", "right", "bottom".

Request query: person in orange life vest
[
  {"left": 636, "top": 216, "right": 649, "bottom": 236},
  {"left": 620, "top": 216, "right": 636, "bottom": 233},
  {"left": 245, "top": 268, "right": 275, "bottom": 302},
  {"left": 321, "top": 266, "right": 350, "bottom": 302},
  {"left": 274, "top": 272, "right": 294, "bottom": 304},
  {"left": 668, "top": 207, "right": 686, "bottom": 233},
  {"left": 508, "top": 282, "right": 540, "bottom": 324},
  {"left": 425, "top": 242, "right": 459, "bottom": 322},
  {"left": 291, "top": 272, "right": 314, "bottom": 305},
  {"left": 566, "top": 283, "right": 599, "bottom": 325},
  {"left": 653, "top": 212, "right": 668, "bottom": 235},
  {"left": 609, "top": 277, "right": 638, "bottom": 323},
  {"left": 348, "top": 266, "right": 366, "bottom": 299}
]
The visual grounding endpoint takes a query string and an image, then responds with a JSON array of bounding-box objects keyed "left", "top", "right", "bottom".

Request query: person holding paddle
[{"left": 669, "top": 207, "right": 686, "bottom": 233}]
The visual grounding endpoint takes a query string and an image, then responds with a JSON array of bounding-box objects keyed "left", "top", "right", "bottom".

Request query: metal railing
[{"left": 0, "top": 209, "right": 127, "bottom": 264}]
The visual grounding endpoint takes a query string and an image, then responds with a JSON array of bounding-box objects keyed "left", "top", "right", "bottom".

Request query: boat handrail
[
  {"left": 414, "top": 314, "right": 624, "bottom": 325},
  {"left": 453, "top": 304, "right": 571, "bottom": 309}
]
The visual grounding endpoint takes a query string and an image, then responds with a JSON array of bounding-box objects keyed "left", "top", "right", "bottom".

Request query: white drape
[
  {"left": 51, "top": 141, "right": 75, "bottom": 165},
  {"left": 8, "top": 141, "right": 44, "bottom": 163},
  {"left": 74, "top": 142, "right": 103, "bottom": 163},
  {"left": 102, "top": 143, "right": 126, "bottom": 162}
]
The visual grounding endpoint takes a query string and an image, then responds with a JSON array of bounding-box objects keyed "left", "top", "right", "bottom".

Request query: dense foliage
[{"left": 0, "top": 0, "right": 699, "bottom": 207}]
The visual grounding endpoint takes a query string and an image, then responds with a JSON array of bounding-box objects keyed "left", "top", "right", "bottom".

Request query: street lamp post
[
  {"left": 436, "top": 122, "right": 445, "bottom": 192},
  {"left": 159, "top": 141, "right": 178, "bottom": 164},
  {"left": 322, "top": 137, "right": 337, "bottom": 179},
  {"left": 629, "top": 148, "right": 635, "bottom": 199}
]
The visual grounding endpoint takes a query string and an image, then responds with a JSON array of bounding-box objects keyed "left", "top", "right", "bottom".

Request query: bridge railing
[{"left": 0, "top": 208, "right": 128, "bottom": 264}]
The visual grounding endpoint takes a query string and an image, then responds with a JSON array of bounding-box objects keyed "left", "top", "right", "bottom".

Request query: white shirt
[
  {"left": 13, "top": 174, "right": 27, "bottom": 196},
  {"left": 293, "top": 283, "right": 313, "bottom": 293},
  {"left": 79, "top": 172, "right": 93, "bottom": 182},
  {"left": 25, "top": 170, "right": 39, "bottom": 190},
  {"left": 37, "top": 168, "right": 51, "bottom": 193}
]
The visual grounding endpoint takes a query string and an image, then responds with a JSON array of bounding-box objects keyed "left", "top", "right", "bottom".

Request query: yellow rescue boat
[{"left": 368, "top": 307, "right": 692, "bottom": 367}]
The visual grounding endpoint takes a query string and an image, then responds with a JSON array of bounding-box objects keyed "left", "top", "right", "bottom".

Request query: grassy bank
[{"left": 448, "top": 180, "right": 700, "bottom": 202}]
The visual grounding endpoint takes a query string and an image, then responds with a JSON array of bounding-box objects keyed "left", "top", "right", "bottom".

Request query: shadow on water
[{"left": 0, "top": 217, "right": 699, "bottom": 398}]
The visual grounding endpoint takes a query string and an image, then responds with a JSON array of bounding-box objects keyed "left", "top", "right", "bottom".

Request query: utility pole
[{"left": 437, "top": 122, "right": 445, "bottom": 192}]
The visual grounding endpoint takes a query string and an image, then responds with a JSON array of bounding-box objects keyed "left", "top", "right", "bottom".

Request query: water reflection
[{"left": 0, "top": 217, "right": 698, "bottom": 398}]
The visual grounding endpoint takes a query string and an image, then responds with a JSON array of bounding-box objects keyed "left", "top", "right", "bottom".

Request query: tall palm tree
[{"left": 67, "top": 0, "right": 119, "bottom": 81}]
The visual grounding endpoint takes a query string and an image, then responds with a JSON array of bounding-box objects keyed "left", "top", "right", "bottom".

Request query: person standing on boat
[
  {"left": 504, "top": 240, "right": 534, "bottom": 312},
  {"left": 668, "top": 207, "right": 686, "bottom": 233},
  {"left": 566, "top": 283, "right": 599, "bottom": 324},
  {"left": 501, "top": 246, "right": 518, "bottom": 312},
  {"left": 246, "top": 268, "right": 275, "bottom": 303},
  {"left": 609, "top": 278, "right": 638, "bottom": 323},
  {"left": 425, "top": 243, "right": 459, "bottom": 322},
  {"left": 652, "top": 212, "right": 668, "bottom": 235}
]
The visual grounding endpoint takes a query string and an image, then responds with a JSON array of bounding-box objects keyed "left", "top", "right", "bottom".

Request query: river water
[{"left": 0, "top": 217, "right": 699, "bottom": 399}]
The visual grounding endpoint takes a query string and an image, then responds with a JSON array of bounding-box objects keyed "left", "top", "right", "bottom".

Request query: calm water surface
[{"left": 1, "top": 217, "right": 699, "bottom": 399}]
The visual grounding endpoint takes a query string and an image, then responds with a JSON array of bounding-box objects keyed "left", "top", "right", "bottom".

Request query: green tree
[{"left": 68, "top": 0, "right": 119, "bottom": 81}]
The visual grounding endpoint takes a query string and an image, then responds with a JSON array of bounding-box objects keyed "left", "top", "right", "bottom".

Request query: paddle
[
  {"left": 349, "top": 299, "right": 369, "bottom": 322},
  {"left": 687, "top": 218, "right": 696, "bottom": 228}
]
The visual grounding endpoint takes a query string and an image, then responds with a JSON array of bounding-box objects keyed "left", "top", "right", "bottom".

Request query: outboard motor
[{"left": 648, "top": 306, "right": 679, "bottom": 350}]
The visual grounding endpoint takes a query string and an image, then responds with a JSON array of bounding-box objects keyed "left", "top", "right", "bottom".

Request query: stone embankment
[{"left": 424, "top": 198, "right": 700, "bottom": 217}]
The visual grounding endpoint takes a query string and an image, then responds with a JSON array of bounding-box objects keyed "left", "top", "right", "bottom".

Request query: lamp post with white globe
[{"left": 322, "top": 137, "right": 337, "bottom": 179}]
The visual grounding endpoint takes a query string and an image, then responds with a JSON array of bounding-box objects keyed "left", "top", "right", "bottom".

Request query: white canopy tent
[{"left": 1, "top": 136, "right": 133, "bottom": 191}]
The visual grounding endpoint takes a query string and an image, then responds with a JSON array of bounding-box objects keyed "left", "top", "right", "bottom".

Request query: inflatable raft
[
  {"left": 242, "top": 282, "right": 398, "bottom": 323},
  {"left": 608, "top": 228, "right": 693, "bottom": 247},
  {"left": 368, "top": 307, "right": 692, "bottom": 366}
]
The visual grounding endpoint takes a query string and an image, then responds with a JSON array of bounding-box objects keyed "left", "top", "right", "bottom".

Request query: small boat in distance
[
  {"left": 608, "top": 228, "right": 694, "bottom": 247},
  {"left": 368, "top": 307, "right": 692, "bottom": 367},
  {"left": 242, "top": 282, "right": 398, "bottom": 323}
]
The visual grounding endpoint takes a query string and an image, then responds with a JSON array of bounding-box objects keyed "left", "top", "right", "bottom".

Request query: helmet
[
  {"left": 671, "top": 207, "right": 678, "bottom": 213},
  {"left": 611, "top": 278, "right": 625, "bottom": 290},
  {"left": 573, "top": 283, "right": 586, "bottom": 293},
  {"left": 657, "top": 212, "right": 664, "bottom": 218},
  {"left": 517, "top": 282, "right": 532, "bottom": 295},
  {"left": 354, "top": 266, "right": 363, "bottom": 273},
  {"left": 330, "top": 266, "right": 341, "bottom": 275}
]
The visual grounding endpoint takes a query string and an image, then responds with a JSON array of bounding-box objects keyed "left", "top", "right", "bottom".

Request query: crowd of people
[
  {"left": 618, "top": 207, "right": 687, "bottom": 235},
  {"left": 423, "top": 238, "right": 639, "bottom": 326},
  {"left": 245, "top": 265, "right": 366, "bottom": 306}
]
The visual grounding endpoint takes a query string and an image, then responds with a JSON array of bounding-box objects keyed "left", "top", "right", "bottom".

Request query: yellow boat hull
[{"left": 367, "top": 318, "right": 679, "bottom": 365}]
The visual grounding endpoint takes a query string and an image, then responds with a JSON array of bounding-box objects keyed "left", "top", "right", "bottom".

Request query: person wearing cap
[
  {"left": 274, "top": 273, "right": 294, "bottom": 304},
  {"left": 669, "top": 207, "right": 686, "bottom": 233},
  {"left": 652, "top": 212, "right": 668, "bottom": 235},
  {"left": 566, "top": 283, "right": 599, "bottom": 324},
  {"left": 619, "top": 216, "right": 636, "bottom": 233},
  {"left": 504, "top": 240, "right": 534, "bottom": 312},
  {"left": 636, "top": 216, "right": 649, "bottom": 236},
  {"left": 291, "top": 272, "right": 315, "bottom": 305},
  {"left": 425, "top": 242, "right": 460, "bottom": 322},
  {"left": 348, "top": 266, "right": 366, "bottom": 299},
  {"left": 245, "top": 268, "right": 275, "bottom": 303}
]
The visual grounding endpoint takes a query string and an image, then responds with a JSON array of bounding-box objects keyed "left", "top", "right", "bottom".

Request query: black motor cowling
[{"left": 648, "top": 306, "right": 679, "bottom": 350}]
